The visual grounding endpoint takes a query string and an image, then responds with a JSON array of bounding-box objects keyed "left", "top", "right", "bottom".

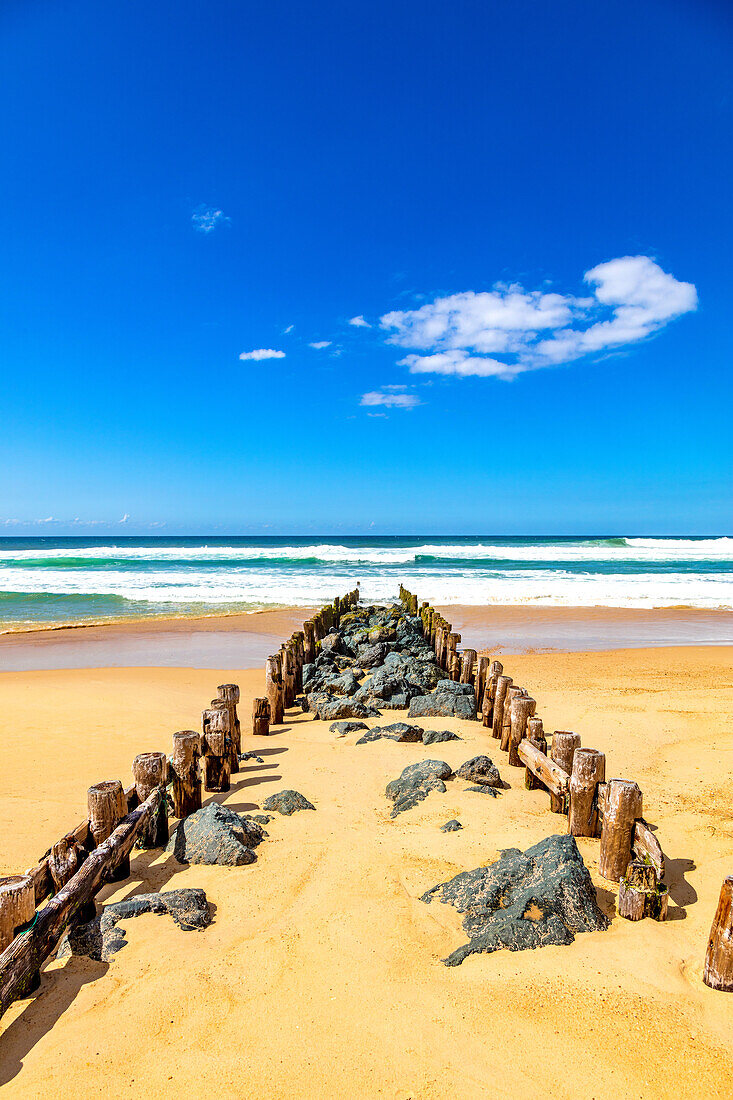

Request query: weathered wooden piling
[
  {"left": 549, "top": 731, "right": 580, "bottom": 813},
  {"left": 501, "top": 685, "right": 525, "bottom": 752},
  {"left": 598, "top": 778, "right": 643, "bottom": 882},
  {"left": 48, "top": 833, "right": 88, "bottom": 894},
  {"left": 508, "top": 695, "right": 536, "bottom": 766},
  {"left": 0, "top": 877, "right": 36, "bottom": 954},
  {"left": 303, "top": 620, "right": 316, "bottom": 664},
  {"left": 202, "top": 707, "right": 231, "bottom": 792},
  {"left": 704, "top": 877, "right": 733, "bottom": 991},
  {"left": 618, "top": 859, "right": 668, "bottom": 922},
  {"left": 517, "top": 739, "right": 570, "bottom": 805},
  {"left": 525, "top": 716, "right": 547, "bottom": 790},
  {"left": 568, "top": 747, "right": 606, "bottom": 837},
  {"left": 460, "top": 648, "right": 477, "bottom": 686},
  {"left": 482, "top": 660, "right": 503, "bottom": 728},
  {"left": 491, "top": 674, "right": 512, "bottom": 740},
  {"left": 132, "top": 752, "right": 168, "bottom": 848},
  {"left": 449, "top": 653, "right": 462, "bottom": 682},
  {"left": 475, "top": 655, "right": 489, "bottom": 712},
  {"left": 265, "top": 653, "right": 285, "bottom": 725},
  {"left": 170, "top": 730, "right": 202, "bottom": 818},
  {"left": 253, "top": 697, "right": 270, "bottom": 736},
  {"left": 87, "top": 780, "right": 129, "bottom": 881},
  {"left": 217, "top": 684, "right": 241, "bottom": 772}
]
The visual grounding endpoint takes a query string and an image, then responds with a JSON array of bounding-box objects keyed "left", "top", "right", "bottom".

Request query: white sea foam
[
  {"left": 0, "top": 537, "right": 731, "bottom": 564},
  {"left": 0, "top": 565, "right": 731, "bottom": 608}
]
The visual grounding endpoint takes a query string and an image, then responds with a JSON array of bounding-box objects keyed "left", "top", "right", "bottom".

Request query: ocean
[{"left": 0, "top": 535, "right": 731, "bottom": 631}]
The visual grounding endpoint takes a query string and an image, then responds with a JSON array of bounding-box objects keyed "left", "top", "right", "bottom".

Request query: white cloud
[
  {"left": 378, "top": 256, "right": 696, "bottom": 380},
  {"left": 309, "top": 340, "right": 332, "bottom": 349},
  {"left": 283, "top": 324, "right": 295, "bottom": 334},
  {"left": 361, "top": 390, "right": 420, "bottom": 409},
  {"left": 191, "top": 206, "right": 229, "bottom": 233},
  {"left": 349, "top": 315, "right": 371, "bottom": 328},
  {"left": 239, "top": 348, "right": 286, "bottom": 361}
]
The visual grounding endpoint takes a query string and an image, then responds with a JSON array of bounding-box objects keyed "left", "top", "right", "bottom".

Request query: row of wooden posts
[
  {"left": 0, "top": 589, "right": 360, "bottom": 1018},
  {"left": 398, "top": 585, "right": 733, "bottom": 992}
]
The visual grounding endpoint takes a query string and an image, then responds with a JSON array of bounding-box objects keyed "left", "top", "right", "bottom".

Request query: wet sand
[
  {"left": 1, "top": 605, "right": 732, "bottom": 671},
  {"left": 1, "top": 647, "right": 733, "bottom": 1097}
]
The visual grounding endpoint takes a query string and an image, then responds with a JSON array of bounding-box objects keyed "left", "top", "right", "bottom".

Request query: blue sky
[{"left": 1, "top": 0, "right": 731, "bottom": 534}]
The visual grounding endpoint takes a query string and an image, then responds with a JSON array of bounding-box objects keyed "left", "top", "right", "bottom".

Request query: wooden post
[
  {"left": 282, "top": 644, "right": 295, "bottom": 708},
  {"left": 48, "top": 834, "right": 88, "bottom": 893},
  {"left": 446, "top": 632, "right": 461, "bottom": 672},
  {"left": 491, "top": 674, "right": 512, "bottom": 740},
  {"left": 568, "top": 748, "right": 606, "bottom": 837},
  {"left": 202, "top": 708, "right": 231, "bottom": 792},
  {"left": 704, "top": 877, "right": 733, "bottom": 991},
  {"left": 87, "top": 781, "right": 129, "bottom": 881},
  {"left": 549, "top": 732, "right": 580, "bottom": 813},
  {"left": 475, "top": 656, "right": 489, "bottom": 713},
  {"left": 170, "top": 730, "right": 202, "bottom": 819},
  {"left": 253, "top": 697, "right": 270, "bottom": 736},
  {"left": 217, "top": 684, "right": 241, "bottom": 772},
  {"left": 508, "top": 695, "right": 536, "bottom": 766},
  {"left": 449, "top": 653, "right": 462, "bottom": 682},
  {"left": 501, "top": 686, "right": 525, "bottom": 751},
  {"left": 525, "top": 716, "right": 547, "bottom": 790},
  {"left": 266, "top": 654, "right": 284, "bottom": 725},
  {"left": 0, "top": 877, "right": 35, "bottom": 954},
  {"left": 460, "top": 648, "right": 477, "bottom": 686},
  {"left": 132, "top": 752, "right": 168, "bottom": 848},
  {"left": 482, "top": 660, "right": 503, "bottom": 728},
  {"left": 303, "top": 621, "right": 316, "bottom": 664},
  {"left": 517, "top": 740, "right": 570, "bottom": 803},
  {"left": 599, "top": 778, "right": 643, "bottom": 882},
  {"left": 293, "top": 632, "right": 305, "bottom": 692}
]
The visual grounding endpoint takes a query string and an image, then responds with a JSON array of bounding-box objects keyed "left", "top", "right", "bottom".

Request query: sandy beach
[{"left": 1, "top": 641, "right": 732, "bottom": 1097}]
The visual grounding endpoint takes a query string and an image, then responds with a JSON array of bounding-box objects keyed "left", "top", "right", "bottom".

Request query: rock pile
[{"left": 422, "top": 834, "right": 609, "bottom": 965}]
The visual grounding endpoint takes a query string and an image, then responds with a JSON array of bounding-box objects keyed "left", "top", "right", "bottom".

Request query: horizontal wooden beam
[
  {"left": 0, "top": 786, "right": 162, "bottom": 1017},
  {"left": 517, "top": 739, "right": 570, "bottom": 799},
  {"left": 632, "top": 817, "right": 665, "bottom": 880}
]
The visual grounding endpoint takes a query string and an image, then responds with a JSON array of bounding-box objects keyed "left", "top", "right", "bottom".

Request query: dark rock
[
  {"left": 457, "top": 755, "right": 502, "bottom": 787},
  {"left": 423, "top": 729, "right": 461, "bottom": 745},
  {"left": 58, "top": 888, "right": 212, "bottom": 961},
  {"left": 321, "top": 670, "right": 360, "bottom": 697},
  {"left": 355, "top": 642, "right": 388, "bottom": 668},
  {"left": 330, "top": 720, "right": 370, "bottom": 737},
  {"left": 441, "top": 819, "right": 463, "bottom": 832},
  {"left": 252, "top": 814, "right": 272, "bottom": 824},
  {"left": 435, "top": 680, "right": 475, "bottom": 696},
  {"left": 240, "top": 751, "right": 264, "bottom": 763},
  {"left": 385, "top": 759, "right": 453, "bottom": 816},
  {"left": 421, "top": 834, "right": 609, "bottom": 966},
  {"left": 408, "top": 691, "right": 477, "bottom": 721},
  {"left": 306, "top": 692, "right": 380, "bottom": 721},
  {"left": 379, "top": 721, "right": 424, "bottom": 742},
  {"left": 356, "top": 729, "right": 397, "bottom": 745},
  {"left": 320, "top": 631, "right": 346, "bottom": 655},
  {"left": 263, "top": 789, "right": 316, "bottom": 815},
  {"left": 166, "top": 802, "right": 261, "bottom": 866},
  {"left": 467, "top": 784, "right": 499, "bottom": 797}
]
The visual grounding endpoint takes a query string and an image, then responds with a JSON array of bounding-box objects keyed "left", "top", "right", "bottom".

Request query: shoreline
[{"left": 0, "top": 605, "right": 731, "bottom": 673}]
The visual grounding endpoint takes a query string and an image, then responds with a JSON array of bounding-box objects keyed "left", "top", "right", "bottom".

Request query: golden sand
[{"left": 1, "top": 646, "right": 733, "bottom": 1097}]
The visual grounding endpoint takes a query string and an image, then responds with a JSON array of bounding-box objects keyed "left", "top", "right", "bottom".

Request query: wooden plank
[
  {"left": 517, "top": 739, "right": 570, "bottom": 799},
  {"left": 633, "top": 817, "right": 665, "bottom": 880},
  {"left": 0, "top": 787, "right": 163, "bottom": 1017}
]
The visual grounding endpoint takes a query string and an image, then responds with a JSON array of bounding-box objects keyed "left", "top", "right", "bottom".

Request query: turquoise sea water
[{"left": 0, "top": 535, "right": 731, "bottom": 631}]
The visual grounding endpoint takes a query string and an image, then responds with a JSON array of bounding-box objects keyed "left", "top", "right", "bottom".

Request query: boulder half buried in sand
[
  {"left": 167, "top": 802, "right": 264, "bottom": 866},
  {"left": 58, "top": 888, "right": 212, "bottom": 961},
  {"left": 385, "top": 759, "right": 453, "bottom": 817},
  {"left": 263, "top": 789, "right": 316, "bottom": 815},
  {"left": 456, "top": 755, "right": 502, "bottom": 787},
  {"left": 422, "top": 834, "right": 609, "bottom": 965}
]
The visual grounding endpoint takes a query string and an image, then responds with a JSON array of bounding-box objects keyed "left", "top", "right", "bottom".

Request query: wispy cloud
[
  {"left": 360, "top": 390, "right": 420, "bottom": 409},
  {"left": 239, "top": 348, "right": 286, "bottom": 361},
  {"left": 191, "top": 206, "right": 229, "bottom": 233},
  {"left": 380, "top": 256, "right": 697, "bottom": 380},
  {"left": 309, "top": 340, "right": 332, "bottom": 349},
  {"left": 283, "top": 324, "right": 295, "bottom": 334},
  {"left": 348, "top": 315, "right": 371, "bottom": 328}
]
